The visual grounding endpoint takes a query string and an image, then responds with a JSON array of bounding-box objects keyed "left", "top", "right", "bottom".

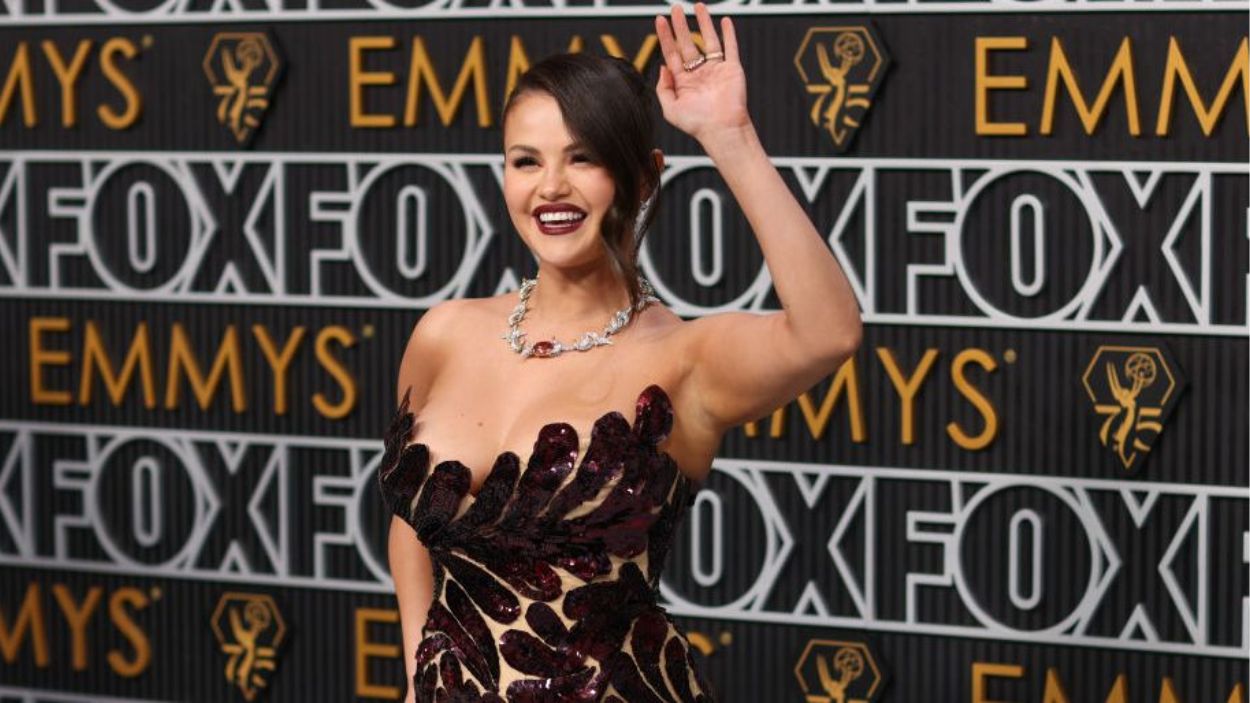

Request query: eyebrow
[{"left": 505, "top": 143, "right": 586, "bottom": 155}]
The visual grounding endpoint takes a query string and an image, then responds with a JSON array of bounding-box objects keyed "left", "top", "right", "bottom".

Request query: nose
[{"left": 538, "top": 163, "right": 570, "bottom": 200}]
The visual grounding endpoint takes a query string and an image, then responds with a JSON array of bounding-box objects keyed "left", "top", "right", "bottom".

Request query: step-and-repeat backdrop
[{"left": 0, "top": 1, "right": 1247, "bottom": 700}]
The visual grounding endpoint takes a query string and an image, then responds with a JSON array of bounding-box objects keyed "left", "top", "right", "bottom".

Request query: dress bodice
[{"left": 378, "top": 383, "right": 714, "bottom": 702}]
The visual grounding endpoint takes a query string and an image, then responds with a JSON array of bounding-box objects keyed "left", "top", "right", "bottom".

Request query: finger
[
  {"left": 693, "top": 2, "right": 722, "bottom": 54},
  {"left": 721, "top": 15, "right": 739, "bottom": 64},
  {"left": 654, "top": 15, "right": 686, "bottom": 78},
  {"left": 670, "top": 4, "right": 701, "bottom": 63}
]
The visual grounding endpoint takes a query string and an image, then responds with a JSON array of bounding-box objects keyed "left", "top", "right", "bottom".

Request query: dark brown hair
[{"left": 502, "top": 53, "right": 661, "bottom": 310}]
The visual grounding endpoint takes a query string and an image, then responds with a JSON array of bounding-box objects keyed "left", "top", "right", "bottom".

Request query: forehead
[{"left": 503, "top": 92, "right": 575, "bottom": 148}]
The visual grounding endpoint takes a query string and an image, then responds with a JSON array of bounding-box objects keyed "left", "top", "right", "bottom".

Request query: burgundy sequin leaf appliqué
[
  {"left": 377, "top": 384, "right": 710, "bottom": 702},
  {"left": 379, "top": 385, "right": 691, "bottom": 587},
  {"left": 378, "top": 392, "right": 430, "bottom": 524}
]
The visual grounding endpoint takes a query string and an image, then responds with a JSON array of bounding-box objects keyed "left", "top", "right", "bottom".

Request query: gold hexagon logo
[
  {"left": 1081, "top": 344, "right": 1186, "bottom": 473},
  {"left": 794, "top": 638, "right": 885, "bottom": 702},
  {"left": 793, "top": 25, "right": 891, "bottom": 153},
  {"left": 202, "top": 32, "right": 284, "bottom": 145},
  {"left": 210, "top": 592, "right": 287, "bottom": 700}
]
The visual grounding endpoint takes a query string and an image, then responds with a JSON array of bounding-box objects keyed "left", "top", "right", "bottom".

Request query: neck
[{"left": 526, "top": 265, "right": 632, "bottom": 334}]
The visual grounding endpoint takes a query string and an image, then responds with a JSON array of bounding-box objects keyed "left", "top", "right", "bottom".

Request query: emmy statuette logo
[
  {"left": 794, "top": 639, "right": 885, "bottom": 702},
  {"left": 1081, "top": 344, "right": 1185, "bottom": 473},
  {"left": 202, "top": 32, "right": 284, "bottom": 145},
  {"left": 211, "top": 592, "right": 287, "bottom": 700},
  {"left": 793, "top": 25, "right": 891, "bottom": 153}
]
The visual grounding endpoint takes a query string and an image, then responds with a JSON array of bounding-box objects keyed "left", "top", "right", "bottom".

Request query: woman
[{"left": 378, "top": 4, "right": 862, "bottom": 701}]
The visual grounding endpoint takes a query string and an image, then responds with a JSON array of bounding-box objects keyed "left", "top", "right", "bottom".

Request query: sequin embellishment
[{"left": 378, "top": 384, "right": 713, "bottom": 702}]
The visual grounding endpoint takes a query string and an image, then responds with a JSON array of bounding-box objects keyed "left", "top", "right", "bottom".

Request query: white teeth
[{"left": 538, "top": 211, "right": 585, "bottom": 224}]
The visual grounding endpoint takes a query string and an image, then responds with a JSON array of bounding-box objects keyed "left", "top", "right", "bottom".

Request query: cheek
[
  {"left": 587, "top": 176, "right": 616, "bottom": 211},
  {"left": 502, "top": 179, "right": 526, "bottom": 212},
  {"left": 501, "top": 186, "right": 529, "bottom": 233}
]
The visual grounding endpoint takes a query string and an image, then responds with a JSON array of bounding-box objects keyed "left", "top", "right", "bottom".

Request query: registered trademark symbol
[
  {"left": 142, "top": 35, "right": 154, "bottom": 49},
  {"left": 361, "top": 325, "right": 375, "bottom": 338},
  {"left": 149, "top": 587, "right": 162, "bottom": 600},
  {"left": 1003, "top": 349, "right": 1017, "bottom": 363}
]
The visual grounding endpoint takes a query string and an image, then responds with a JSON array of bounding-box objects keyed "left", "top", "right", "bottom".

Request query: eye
[
  {"left": 510, "top": 156, "right": 537, "bottom": 168},
  {"left": 571, "top": 153, "right": 593, "bottom": 164}
]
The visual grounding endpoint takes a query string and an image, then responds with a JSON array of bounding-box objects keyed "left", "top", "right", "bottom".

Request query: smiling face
[{"left": 503, "top": 91, "right": 618, "bottom": 270}]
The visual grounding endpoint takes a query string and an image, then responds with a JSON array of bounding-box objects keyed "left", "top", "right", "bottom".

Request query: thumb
[
  {"left": 657, "top": 64, "right": 675, "bottom": 100},
  {"left": 656, "top": 64, "right": 678, "bottom": 116}
]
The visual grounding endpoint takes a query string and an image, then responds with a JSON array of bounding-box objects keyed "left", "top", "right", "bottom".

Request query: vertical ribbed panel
[{"left": 0, "top": 11, "right": 1245, "bottom": 703}]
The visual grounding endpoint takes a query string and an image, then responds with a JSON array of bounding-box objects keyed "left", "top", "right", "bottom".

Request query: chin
[
  {"left": 536, "top": 253, "right": 605, "bottom": 272},
  {"left": 522, "top": 230, "right": 605, "bottom": 261}
]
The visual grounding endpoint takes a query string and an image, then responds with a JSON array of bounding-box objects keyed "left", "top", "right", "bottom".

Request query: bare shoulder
[
  {"left": 394, "top": 297, "right": 487, "bottom": 406},
  {"left": 635, "top": 303, "right": 688, "bottom": 345}
]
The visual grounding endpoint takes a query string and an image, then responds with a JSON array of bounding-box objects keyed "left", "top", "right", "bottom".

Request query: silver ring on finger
[
  {"left": 682, "top": 54, "right": 707, "bottom": 72},
  {"left": 703, "top": 51, "right": 725, "bottom": 62}
]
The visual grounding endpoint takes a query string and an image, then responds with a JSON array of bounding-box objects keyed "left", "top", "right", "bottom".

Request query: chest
[{"left": 410, "top": 357, "right": 689, "bottom": 489}]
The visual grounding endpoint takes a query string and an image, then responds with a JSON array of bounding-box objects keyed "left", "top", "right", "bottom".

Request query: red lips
[{"left": 532, "top": 203, "right": 588, "bottom": 236}]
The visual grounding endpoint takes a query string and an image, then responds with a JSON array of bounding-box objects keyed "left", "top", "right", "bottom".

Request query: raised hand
[{"left": 654, "top": 3, "right": 751, "bottom": 144}]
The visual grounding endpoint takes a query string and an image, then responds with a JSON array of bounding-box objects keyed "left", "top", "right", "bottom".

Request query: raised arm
[{"left": 655, "top": 4, "right": 863, "bottom": 432}]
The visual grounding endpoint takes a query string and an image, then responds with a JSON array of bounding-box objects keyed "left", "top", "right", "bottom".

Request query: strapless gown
[{"left": 378, "top": 383, "right": 715, "bottom": 702}]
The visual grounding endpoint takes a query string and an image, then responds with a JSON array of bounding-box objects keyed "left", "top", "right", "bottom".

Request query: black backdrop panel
[{"left": 0, "top": 4, "right": 1246, "bottom": 701}]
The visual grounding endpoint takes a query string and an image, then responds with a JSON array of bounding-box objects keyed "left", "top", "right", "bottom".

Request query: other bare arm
[
  {"left": 388, "top": 518, "right": 430, "bottom": 701},
  {"left": 386, "top": 300, "right": 458, "bottom": 700}
]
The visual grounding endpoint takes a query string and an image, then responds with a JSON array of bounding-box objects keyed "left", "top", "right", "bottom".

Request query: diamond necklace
[{"left": 501, "top": 273, "right": 659, "bottom": 358}]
